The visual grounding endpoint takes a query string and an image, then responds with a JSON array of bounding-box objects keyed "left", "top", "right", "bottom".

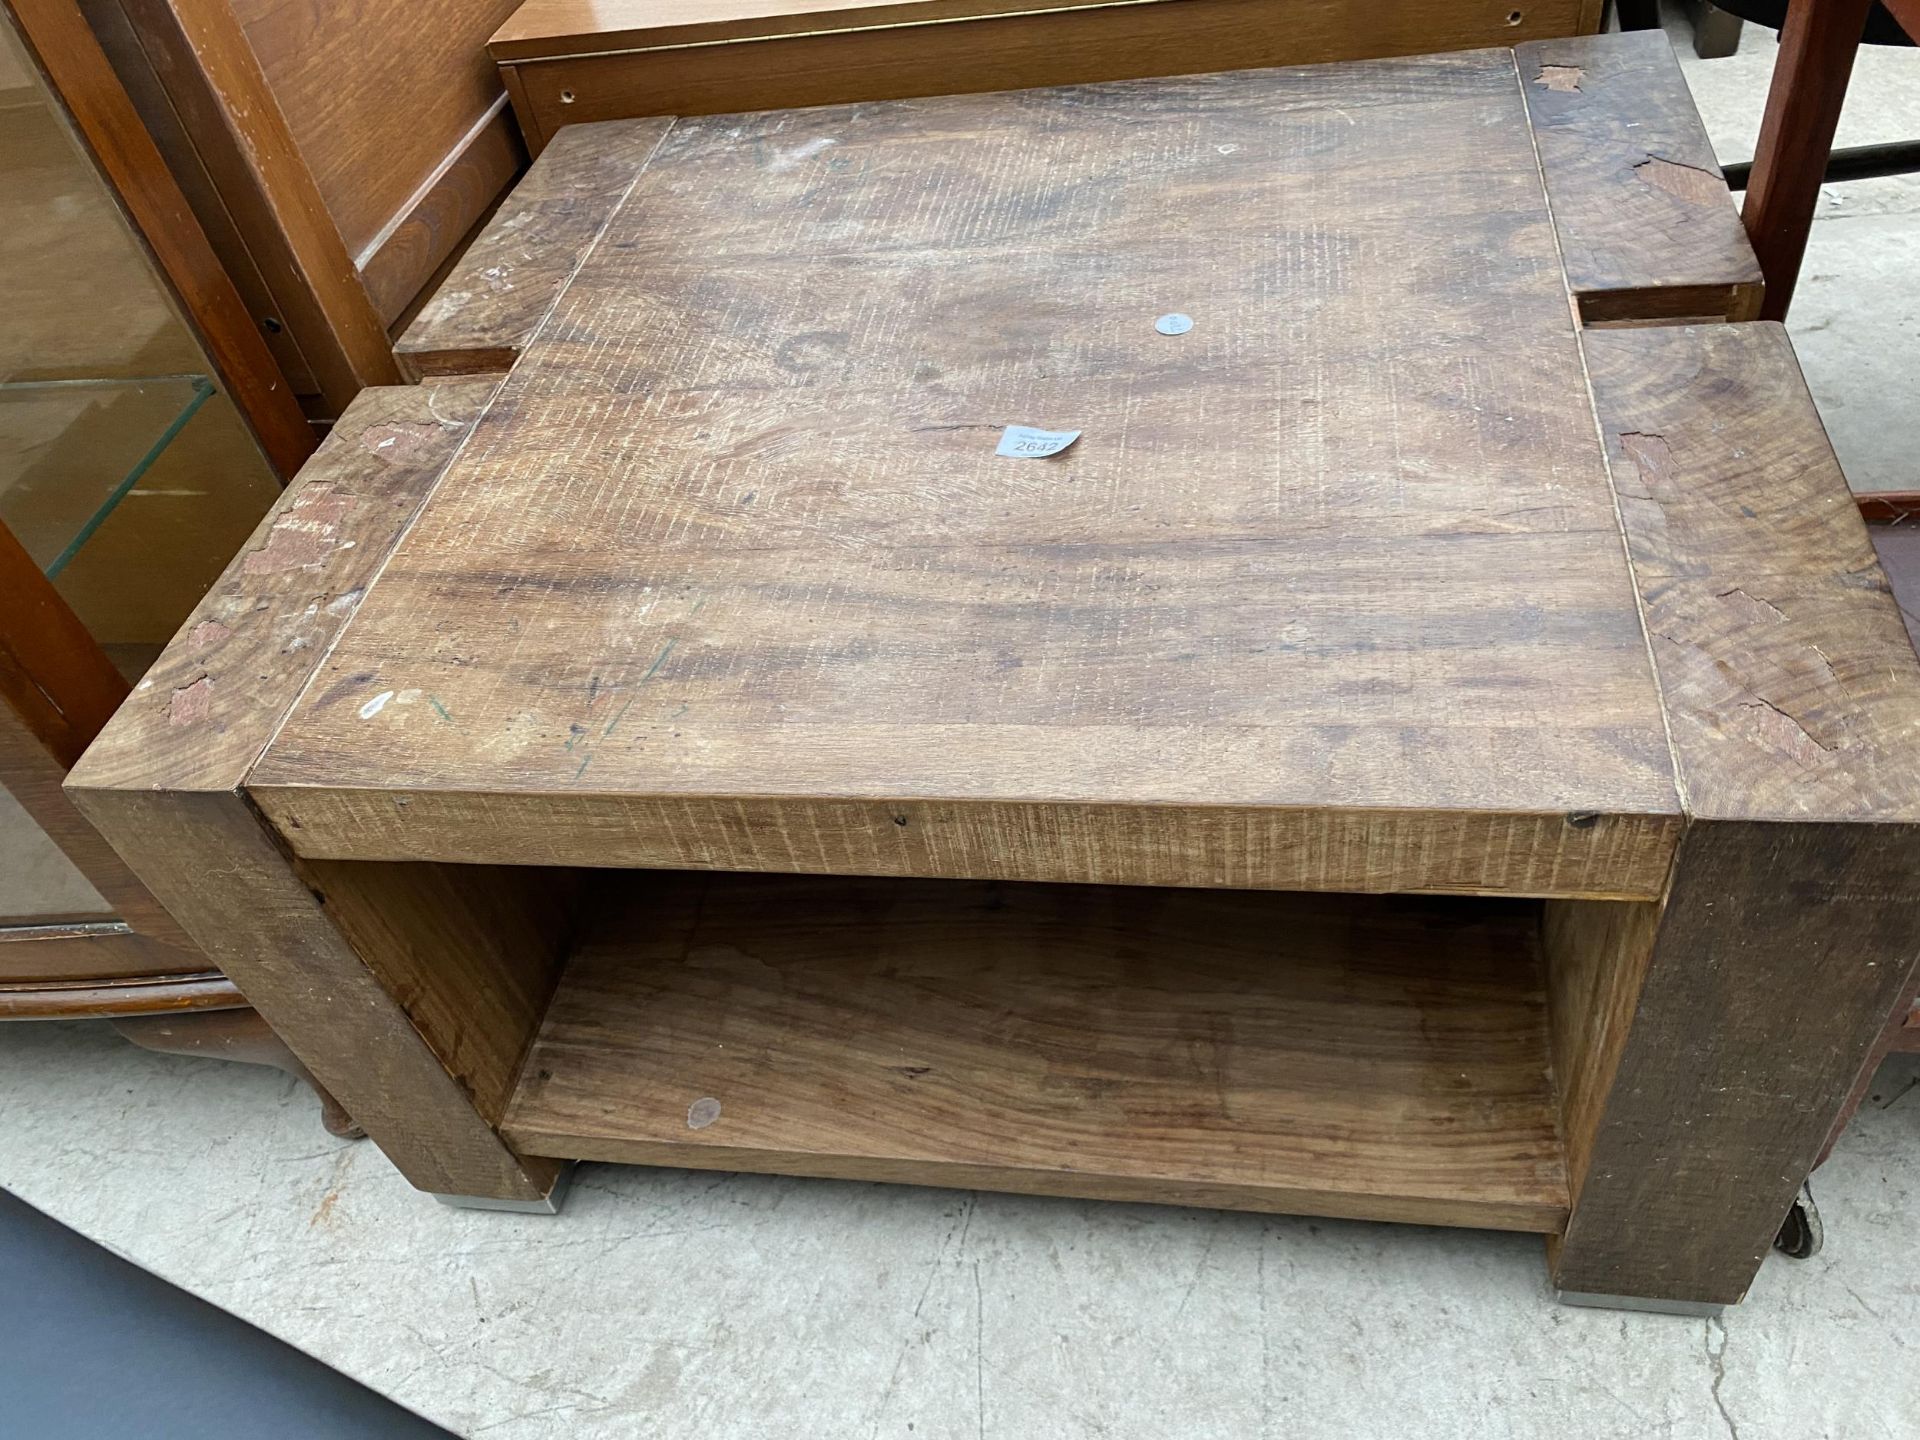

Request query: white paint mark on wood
[{"left": 768, "top": 136, "right": 837, "bottom": 171}]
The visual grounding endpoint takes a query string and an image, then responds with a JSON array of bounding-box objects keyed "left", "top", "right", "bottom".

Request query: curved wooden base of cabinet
[
  {"left": 112, "top": 1008, "right": 365, "bottom": 1140},
  {"left": 0, "top": 972, "right": 241, "bottom": 1018}
]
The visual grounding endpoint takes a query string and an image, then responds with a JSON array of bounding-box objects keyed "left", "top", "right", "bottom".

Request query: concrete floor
[
  {"left": 6, "top": 17, "right": 1920, "bottom": 1440},
  {"left": 2, "top": 1022, "right": 1917, "bottom": 1438},
  {"left": 1674, "top": 20, "right": 1920, "bottom": 496}
]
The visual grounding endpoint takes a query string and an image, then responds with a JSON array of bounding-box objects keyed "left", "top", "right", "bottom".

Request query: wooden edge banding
[
  {"left": 488, "top": 0, "right": 1168, "bottom": 62},
  {"left": 395, "top": 116, "right": 675, "bottom": 379},
  {"left": 357, "top": 97, "right": 529, "bottom": 328},
  {"left": 1583, "top": 323, "right": 1920, "bottom": 822},
  {"left": 499, "top": 1, "right": 1594, "bottom": 143},
  {"left": 1517, "top": 31, "right": 1763, "bottom": 326},
  {"left": 509, "top": 1135, "right": 1568, "bottom": 1234},
  {"left": 499, "top": 62, "right": 547, "bottom": 156},
  {"left": 1541, "top": 323, "right": 1920, "bottom": 1304},
  {"left": 64, "top": 378, "right": 563, "bottom": 1204},
  {"left": 247, "top": 786, "right": 1682, "bottom": 901}
]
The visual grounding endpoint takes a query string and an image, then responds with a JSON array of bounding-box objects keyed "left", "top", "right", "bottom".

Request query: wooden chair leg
[
  {"left": 1741, "top": 0, "right": 1876, "bottom": 320},
  {"left": 111, "top": 1008, "right": 365, "bottom": 1140},
  {"left": 1686, "top": 0, "right": 1745, "bottom": 56}
]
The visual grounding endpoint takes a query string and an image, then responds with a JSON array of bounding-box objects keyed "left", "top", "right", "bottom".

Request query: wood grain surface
[
  {"left": 396, "top": 117, "right": 673, "bottom": 380},
  {"left": 506, "top": 873, "right": 1569, "bottom": 1231},
  {"left": 257, "top": 56, "right": 1682, "bottom": 897},
  {"left": 1550, "top": 823, "right": 1920, "bottom": 1304},
  {"left": 1517, "top": 31, "right": 1762, "bottom": 324},
  {"left": 1586, "top": 324, "right": 1920, "bottom": 822},
  {"left": 487, "top": 0, "right": 1361, "bottom": 59},
  {"left": 107, "top": 0, "right": 403, "bottom": 413},
  {"left": 1741, "top": 0, "right": 1876, "bottom": 321},
  {"left": 226, "top": 0, "right": 524, "bottom": 262},
  {"left": 1545, "top": 323, "right": 1920, "bottom": 1304},
  {"left": 67, "top": 380, "right": 566, "bottom": 1204},
  {"left": 498, "top": 3, "right": 1592, "bottom": 152},
  {"left": 355, "top": 96, "right": 528, "bottom": 329},
  {"left": 0, "top": 522, "right": 128, "bottom": 772},
  {"left": 70, "top": 380, "right": 498, "bottom": 794}
]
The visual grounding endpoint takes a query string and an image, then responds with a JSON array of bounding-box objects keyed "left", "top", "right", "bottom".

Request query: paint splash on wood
[
  {"left": 1634, "top": 155, "right": 1728, "bottom": 208},
  {"left": 1617, "top": 431, "right": 1676, "bottom": 492},
  {"left": 1534, "top": 65, "right": 1583, "bottom": 92},
  {"left": 1731, "top": 697, "right": 1835, "bottom": 767},
  {"left": 358, "top": 421, "right": 443, "bottom": 463},
  {"left": 168, "top": 676, "right": 213, "bottom": 726},
  {"left": 243, "top": 488, "right": 359, "bottom": 574},
  {"left": 187, "top": 620, "right": 232, "bottom": 651}
]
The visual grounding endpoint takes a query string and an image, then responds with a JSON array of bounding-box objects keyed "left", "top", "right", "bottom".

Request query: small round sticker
[{"left": 1155, "top": 313, "right": 1194, "bottom": 336}]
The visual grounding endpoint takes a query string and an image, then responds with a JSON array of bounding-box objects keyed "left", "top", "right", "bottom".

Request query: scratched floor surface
[{"left": 0, "top": 1021, "right": 1917, "bottom": 1437}]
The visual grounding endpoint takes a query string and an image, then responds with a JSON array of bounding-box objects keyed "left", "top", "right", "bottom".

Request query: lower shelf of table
[{"left": 502, "top": 874, "right": 1570, "bottom": 1234}]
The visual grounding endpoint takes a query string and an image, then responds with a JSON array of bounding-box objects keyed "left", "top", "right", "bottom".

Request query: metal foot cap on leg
[
  {"left": 432, "top": 1163, "right": 573, "bottom": 1214},
  {"left": 1556, "top": 1290, "right": 1725, "bottom": 1318}
]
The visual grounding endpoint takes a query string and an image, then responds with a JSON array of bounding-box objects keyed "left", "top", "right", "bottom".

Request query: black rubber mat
[{"left": 0, "top": 1187, "right": 455, "bottom": 1438}]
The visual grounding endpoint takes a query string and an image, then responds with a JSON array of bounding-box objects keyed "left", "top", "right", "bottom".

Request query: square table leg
[
  {"left": 67, "top": 380, "right": 568, "bottom": 1209},
  {"left": 1547, "top": 826, "right": 1920, "bottom": 1308},
  {"left": 1552, "top": 322, "right": 1920, "bottom": 1308}
]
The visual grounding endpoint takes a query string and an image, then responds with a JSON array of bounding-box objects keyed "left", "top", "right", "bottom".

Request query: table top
[
  {"left": 207, "top": 46, "right": 1920, "bottom": 898},
  {"left": 256, "top": 51, "right": 1695, "bottom": 890}
]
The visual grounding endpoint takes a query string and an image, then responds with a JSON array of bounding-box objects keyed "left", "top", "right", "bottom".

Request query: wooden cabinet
[
  {"left": 489, "top": 0, "right": 1609, "bottom": 155},
  {"left": 79, "top": 0, "right": 532, "bottom": 421},
  {"left": 1, "top": 0, "right": 350, "bottom": 1132}
]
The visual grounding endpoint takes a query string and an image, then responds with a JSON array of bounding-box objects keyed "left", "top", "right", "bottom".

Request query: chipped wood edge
[{"left": 1516, "top": 32, "right": 1764, "bottom": 327}]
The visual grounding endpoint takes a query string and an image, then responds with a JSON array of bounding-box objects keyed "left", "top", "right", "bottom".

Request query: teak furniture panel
[
  {"left": 492, "top": 0, "right": 1603, "bottom": 155},
  {"left": 253, "top": 55, "right": 1683, "bottom": 895},
  {"left": 412, "top": 41, "right": 1767, "bottom": 376},
  {"left": 6, "top": 0, "right": 314, "bottom": 479},
  {"left": 224, "top": 0, "right": 523, "bottom": 265},
  {"left": 1542, "top": 324, "right": 1920, "bottom": 1306},
  {"left": 1517, "top": 31, "right": 1762, "bottom": 325},
  {"left": 64, "top": 49, "right": 1920, "bottom": 1309},
  {"left": 69, "top": 380, "right": 568, "bottom": 1205},
  {"left": 397, "top": 117, "right": 675, "bottom": 381},
  {"left": 86, "top": 0, "right": 533, "bottom": 422},
  {"left": 507, "top": 876, "right": 1569, "bottom": 1232}
]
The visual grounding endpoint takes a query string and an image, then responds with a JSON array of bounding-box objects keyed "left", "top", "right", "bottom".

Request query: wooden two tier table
[{"left": 69, "top": 33, "right": 1920, "bottom": 1312}]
